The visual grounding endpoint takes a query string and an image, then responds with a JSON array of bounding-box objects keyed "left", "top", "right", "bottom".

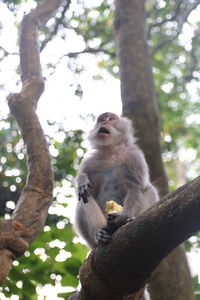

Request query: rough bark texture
[
  {"left": 0, "top": 0, "right": 64, "bottom": 286},
  {"left": 114, "top": 0, "right": 194, "bottom": 299},
  {"left": 148, "top": 246, "right": 193, "bottom": 300},
  {"left": 114, "top": 0, "right": 167, "bottom": 195},
  {"left": 69, "top": 175, "right": 200, "bottom": 300}
]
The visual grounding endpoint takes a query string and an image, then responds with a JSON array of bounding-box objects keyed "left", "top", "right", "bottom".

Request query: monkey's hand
[
  {"left": 94, "top": 227, "right": 112, "bottom": 245},
  {"left": 77, "top": 173, "right": 91, "bottom": 203},
  {"left": 94, "top": 214, "right": 133, "bottom": 246},
  {"left": 107, "top": 213, "right": 133, "bottom": 233}
]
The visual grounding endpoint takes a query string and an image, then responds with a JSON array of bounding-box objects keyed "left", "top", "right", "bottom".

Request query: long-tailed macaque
[{"left": 75, "top": 112, "right": 159, "bottom": 248}]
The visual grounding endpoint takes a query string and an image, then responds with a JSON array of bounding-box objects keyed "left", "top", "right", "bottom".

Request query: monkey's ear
[{"left": 120, "top": 117, "right": 136, "bottom": 146}]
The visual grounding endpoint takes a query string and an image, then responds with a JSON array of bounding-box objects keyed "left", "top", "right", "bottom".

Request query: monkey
[{"left": 75, "top": 112, "right": 159, "bottom": 248}]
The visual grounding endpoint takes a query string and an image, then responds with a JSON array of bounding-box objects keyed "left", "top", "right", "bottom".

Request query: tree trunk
[
  {"left": 0, "top": 0, "right": 64, "bottom": 286},
  {"left": 114, "top": 0, "right": 194, "bottom": 299}
]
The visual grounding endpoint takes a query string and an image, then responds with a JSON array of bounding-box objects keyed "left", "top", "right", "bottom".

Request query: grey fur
[{"left": 75, "top": 113, "right": 159, "bottom": 248}]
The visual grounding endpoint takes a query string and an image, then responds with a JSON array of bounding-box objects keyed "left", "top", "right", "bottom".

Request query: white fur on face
[
  {"left": 88, "top": 125, "right": 120, "bottom": 148},
  {"left": 118, "top": 118, "right": 135, "bottom": 146},
  {"left": 88, "top": 117, "right": 135, "bottom": 149}
]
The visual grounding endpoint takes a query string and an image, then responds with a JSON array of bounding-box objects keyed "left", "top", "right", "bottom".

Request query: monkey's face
[
  {"left": 97, "top": 112, "right": 119, "bottom": 137},
  {"left": 89, "top": 112, "right": 125, "bottom": 148}
]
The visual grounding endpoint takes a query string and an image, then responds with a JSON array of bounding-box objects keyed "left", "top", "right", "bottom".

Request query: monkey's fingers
[
  {"left": 108, "top": 214, "right": 134, "bottom": 233},
  {"left": 127, "top": 217, "right": 135, "bottom": 223},
  {"left": 107, "top": 213, "right": 118, "bottom": 221},
  {"left": 96, "top": 228, "right": 111, "bottom": 244},
  {"left": 78, "top": 185, "right": 90, "bottom": 203},
  {"left": 78, "top": 191, "right": 82, "bottom": 201},
  {"left": 78, "top": 190, "right": 84, "bottom": 201},
  {"left": 87, "top": 182, "right": 92, "bottom": 189},
  {"left": 82, "top": 193, "right": 89, "bottom": 203},
  {"left": 78, "top": 192, "right": 88, "bottom": 203},
  {"left": 95, "top": 228, "right": 111, "bottom": 245},
  {"left": 83, "top": 187, "right": 90, "bottom": 203}
]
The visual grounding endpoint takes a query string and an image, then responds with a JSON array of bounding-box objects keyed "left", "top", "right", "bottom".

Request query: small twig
[
  {"left": 151, "top": 1, "right": 200, "bottom": 55},
  {"left": 147, "top": 0, "right": 182, "bottom": 39},
  {"left": 67, "top": 45, "right": 116, "bottom": 58}
]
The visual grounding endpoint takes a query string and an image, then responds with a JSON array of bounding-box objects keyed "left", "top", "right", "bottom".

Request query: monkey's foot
[{"left": 95, "top": 228, "right": 111, "bottom": 245}]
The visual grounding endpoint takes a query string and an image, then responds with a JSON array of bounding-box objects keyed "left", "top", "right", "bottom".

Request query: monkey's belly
[
  {"left": 89, "top": 168, "right": 127, "bottom": 210},
  {"left": 99, "top": 184, "right": 125, "bottom": 204}
]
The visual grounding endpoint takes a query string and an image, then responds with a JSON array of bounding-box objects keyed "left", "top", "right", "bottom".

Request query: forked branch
[{"left": 0, "top": 0, "right": 65, "bottom": 286}]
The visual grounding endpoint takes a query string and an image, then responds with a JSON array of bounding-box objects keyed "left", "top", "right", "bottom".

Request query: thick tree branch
[
  {"left": 0, "top": 0, "right": 65, "bottom": 286},
  {"left": 71, "top": 176, "right": 200, "bottom": 300},
  {"left": 20, "top": 0, "right": 65, "bottom": 83}
]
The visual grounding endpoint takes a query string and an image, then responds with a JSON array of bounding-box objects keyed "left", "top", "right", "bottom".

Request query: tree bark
[
  {"left": 69, "top": 175, "right": 200, "bottom": 300},
  {"left": 114, "top": 0, "right": 194, "bottom": 299},
  {"left": 0, "top": 0, "right": 64, "bottom": 286}
]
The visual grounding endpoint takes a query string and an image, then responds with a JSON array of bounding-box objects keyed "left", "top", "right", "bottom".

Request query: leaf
[{"left": 61, "top": 273, "right": 79, "bottom": 288}]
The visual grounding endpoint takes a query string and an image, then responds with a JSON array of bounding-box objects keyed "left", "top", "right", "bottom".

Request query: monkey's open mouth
[{"left": 99, "top": 127, "right": 110, "bottom": 134}]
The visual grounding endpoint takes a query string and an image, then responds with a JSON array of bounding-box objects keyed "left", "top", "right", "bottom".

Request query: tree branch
[
  {"left": 0, "top": 0, "right": 65, "bottom": 286},
  {"left": 71, "top": 176, "right": 200, "bottom": 299},
  {"left": 47, "top": 45, "right": 116, "bottom": 75},
  {"left": 151, "top": 0, "right": 200, "bottom": 55},
  {"left": 67, "top": 44, "right": 116, "bottom": 58},
  {"left": 40, "top": 0, "right": 71, "bottom": 52},
  {"left": 147, "top": 0, "right": 182, "bottom": 40},
  {"left": 184, "top": 31, "right": 200, "bottom": 82},
  {"left": 0, "top": 46, "right": 18, "bottom": 61}
]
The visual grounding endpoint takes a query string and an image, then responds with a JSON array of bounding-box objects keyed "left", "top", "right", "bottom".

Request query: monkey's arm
[
  {"left": 102, "top": 148, "right": 159, "bottom": 239},
  {"left": 75, "top": 159, "right": 109, "bottom": 247},
  {"left": 101, "top": 184, "right": 158, "bottom": 242}
]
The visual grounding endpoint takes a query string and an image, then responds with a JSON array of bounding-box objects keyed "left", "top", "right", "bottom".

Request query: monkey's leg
[
  {"left": 75, "top": 197, "right": 107, "bottom": 248},
  {"left": 143, "top": 184, "right": 159, "bottom": 209}
]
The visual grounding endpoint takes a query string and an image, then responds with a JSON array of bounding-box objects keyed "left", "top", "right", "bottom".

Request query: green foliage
[
  {"left": 0, "top": 117, "right": 27, "bottom": 216},
  {"left": 193, "top": 276, "right": 200, "bottom": 299},
  {"left": 0, "top": 116, "right": 88, "bottom": 298},
  {"left": 2, "top": 0, "right": 22, "bottom": 4},
  {"left": 1, "top": 0, "right": 200, "bottom": 298},
  {"left": 2, "top": 0, "right": 39, "bottom": 4},
  {"left": 0, "top": 117, "right": 85, "bottom": 216},
  {"left": 2, "top": 222, "right": 87, "bottom": 299},
  {"left": 57, "top": 0, "right": 118, "bottom": 78},
  {"left": 53, "top": 129, "right": 84, "bottom": 181}
]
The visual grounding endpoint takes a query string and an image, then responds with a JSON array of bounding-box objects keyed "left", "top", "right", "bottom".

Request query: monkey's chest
[{"left": 90, "top": 167, "right": 127, "bottom": 208}]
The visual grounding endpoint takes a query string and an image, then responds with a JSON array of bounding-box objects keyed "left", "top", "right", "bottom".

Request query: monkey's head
[{"left": 89, "top": 112, "right": 135, "bottom": 148}]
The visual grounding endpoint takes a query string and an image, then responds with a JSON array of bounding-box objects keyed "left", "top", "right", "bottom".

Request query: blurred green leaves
[
  {"left": 0, "top": 116, "right": 88, "bottom": 299},
  {"left": 1, "top": 0, "right": 200, "bottom": 298}
]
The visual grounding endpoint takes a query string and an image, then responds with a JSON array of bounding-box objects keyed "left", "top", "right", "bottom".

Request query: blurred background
[{"left": 0, "top": 0, "right": 200, "bottom": 299}]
